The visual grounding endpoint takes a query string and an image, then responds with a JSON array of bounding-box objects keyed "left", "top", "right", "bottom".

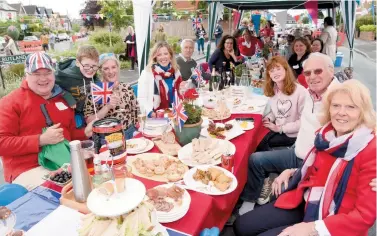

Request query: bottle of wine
[
  {"left": 219, "top": 62, "right": 226, "bottom": 90},
  {"left": 209, "top": 68, "right": 215, "bottom": 92},
  {"left": 230, "top": 62, "right": 235, "bottom": 86}
]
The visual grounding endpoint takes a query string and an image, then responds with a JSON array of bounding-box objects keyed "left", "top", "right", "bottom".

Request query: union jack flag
[
  {"left": 91, "top": 82, "right": 114, "bottom": 105},
  {"left": 192, "top": 68, "right": 202, "bottom": 83},
  {"left": 192, "top": 17, "right": 202, "bottom": 29},
  {"left": 172, "top": 90, "right": 188, "bottom": 132}
]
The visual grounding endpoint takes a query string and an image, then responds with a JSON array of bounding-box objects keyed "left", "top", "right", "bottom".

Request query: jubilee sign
[{"left": 0, "top": 54, "right": 29, "bottom": 65}]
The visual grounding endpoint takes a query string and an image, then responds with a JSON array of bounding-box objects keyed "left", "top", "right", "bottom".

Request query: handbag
[{"left": 37, "top": 104, "right": 71, "bottom": 171}]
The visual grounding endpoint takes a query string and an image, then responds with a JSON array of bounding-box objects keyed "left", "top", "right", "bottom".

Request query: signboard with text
[{"left": 0, "top": 54, "right": 29, "bottom": 65}]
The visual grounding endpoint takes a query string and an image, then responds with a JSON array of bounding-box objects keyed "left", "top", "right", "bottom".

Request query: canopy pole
[{"left": 206, "top": 2, "right": 218, "bottom": 62}]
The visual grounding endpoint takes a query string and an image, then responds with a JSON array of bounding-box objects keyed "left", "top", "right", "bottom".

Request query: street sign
[{"left": 0, "top": 54, "right": 29, "bottom": 65}]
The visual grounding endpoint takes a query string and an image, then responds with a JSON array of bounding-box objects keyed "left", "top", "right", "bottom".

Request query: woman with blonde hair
[
  {"left": 125, "top": 25, "right": 137, "bottom": 71},
  {"left": 258, "top": 56, "right": 307, "bottom": 152},
  {"left": 234, "top": 79, "right": 376, "bottom": 236},
  {"left": 137, "top": 41, "right": 183, "bottom": 117},
  {"left": 84, "top": 53, "right": 138, "bottom": 139}
]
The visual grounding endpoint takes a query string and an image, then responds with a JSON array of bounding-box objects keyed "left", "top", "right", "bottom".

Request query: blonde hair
[
  {"left": 128, "top": 26, "right": 134, "bottom": 35},
  {"left": 320, "top": 79, "right": 376, "bottom": 129},
  {"left": 146, "top": 41, "right": 179, "bottom": 72},
  {"left": 241, "top": 18, "right": 250, "bottom": 25},
  {"left": 76, "top": 45, "right": 99, "bottom": 62}
]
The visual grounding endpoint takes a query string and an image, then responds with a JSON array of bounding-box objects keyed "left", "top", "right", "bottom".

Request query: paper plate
[
  {"left": 227, "top": 119, "right": 255, "bottom": 131},
  {"left": 145, "top": 183, "right": 191, "bottom": 223},
  {"left": 200, "top": 122, "right": 245, "bottom": 140},
  {"left": 143, "top": 125, "right": 173, "bottom": 138},
  {"left": 127, "top": 138, "right": 154, "bottom": 155},
  {"left": 87, "top": 178, "right": 146, "bottom": 217},
  {"left": 183, "top": 165, "right": 238, "bottom": 196},
  {"left": 126, "top": 138, "right": 148, "bottom": 152},
  {"left": 178, "top": 139, "right": 236, "bottom": 167}
]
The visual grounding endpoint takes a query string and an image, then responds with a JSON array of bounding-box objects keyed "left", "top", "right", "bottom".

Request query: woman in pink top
[{"left": 257, "top": 56, "right": 307, "bottom": 151}]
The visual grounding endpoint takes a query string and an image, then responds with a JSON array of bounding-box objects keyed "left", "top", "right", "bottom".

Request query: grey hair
[
  {"left": 180, "top": 39, "right": 195, "bottom": 49},
  {"left": 303, "top": 52, "right": 334, "bottom": 70}
]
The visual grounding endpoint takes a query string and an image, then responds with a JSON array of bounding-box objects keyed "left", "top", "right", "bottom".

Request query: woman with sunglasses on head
[
  {"left": 137, "top": 41, "right": 184, "bottom": 117},
  {"left": 83, "top": 54, "right": 138, "bottom": 139},
  {"left": 258, "top": 56, "right": 307, "bottom": 152},
  {"left": 288, "top": 37, "right": 311, "bottom": 78},
  {"left": 208, "top": 35, "right": 242, "bottom": 72}
]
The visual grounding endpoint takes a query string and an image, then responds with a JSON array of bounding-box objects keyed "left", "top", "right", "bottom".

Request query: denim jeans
[
  {"left": 215, "top": 37, "right": 221, "bottom": 46},
  {"left": 123, "top": 124, "right": 136, "bottom": 140},
  {"left": 256, "top": 131, "right": 297, "bottom": 152},
  {"left": 197, "top": 38, "right": 205, "bottom": 52},
  {"left": 240, "top": 148, "right": 303, "bottom": 202}
]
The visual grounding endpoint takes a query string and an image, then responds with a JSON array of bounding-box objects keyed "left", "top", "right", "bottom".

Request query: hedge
[{"left": 360, "top": 24, "right": 376, "bottom": 32}]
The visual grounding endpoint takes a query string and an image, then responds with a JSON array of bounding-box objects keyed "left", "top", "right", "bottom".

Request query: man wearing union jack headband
[{"left": 0, "top": 52, "right": 95, "bottom": 189}]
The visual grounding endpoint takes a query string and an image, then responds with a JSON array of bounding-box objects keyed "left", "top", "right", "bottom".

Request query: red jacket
[
  {"left": 0, "top": 80, "right": 86, "bottom": 182},
  {"left": 237, "top": 37, "right": 264, "bottom": 57},
  {"left": 276, "top": 136, "right": 376, "bottom": 236}
]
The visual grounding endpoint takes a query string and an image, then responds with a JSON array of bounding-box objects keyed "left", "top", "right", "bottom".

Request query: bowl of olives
[{"left": 43, "top": 163, "right": 72, "bottom": 187}]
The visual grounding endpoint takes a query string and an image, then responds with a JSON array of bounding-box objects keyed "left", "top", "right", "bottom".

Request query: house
[
  {"left": 23, "top": 5, "right": 39, "bottom": 17},
  {"left": 46, "top": 8, "right": 53, "bottom": 18},
  {"left": 8, "top": 3, "right": 26, "bottom": 16},
  {"left": 37, "top": 7, "right": 47, "bottom": 19},
  {"left": 59, "top": 15, "right": 72, "bottom": 31},
  {"left": 0, "top": 1, "right": 17, "bottom": 21}
]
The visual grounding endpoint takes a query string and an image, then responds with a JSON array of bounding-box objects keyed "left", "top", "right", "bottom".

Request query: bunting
[{"left": 304, "top": 0, "right": 318, "bottom": 25}]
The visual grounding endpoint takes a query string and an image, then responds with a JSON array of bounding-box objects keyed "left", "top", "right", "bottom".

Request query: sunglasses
[
  {"left": 99, "top": 53, "right": 115, "bottom": 61},
  {"left": 303, "top": 68, "right": 323, "bottom": 77}
]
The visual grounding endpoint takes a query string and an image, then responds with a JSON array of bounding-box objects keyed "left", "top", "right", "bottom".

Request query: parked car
[
  {"left": 23, "top": 36, "right": 39, "bottom": 41},
  {"left": 56, "top": 33, "right": 70, "bottom": 42}
]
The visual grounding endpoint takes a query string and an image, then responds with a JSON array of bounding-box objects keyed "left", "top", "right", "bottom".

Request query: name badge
[
  {"left": 292, "top": 65, "right": 299, "bottom": 69},
  {"left": 55, "top": 102, "right": 68, "bottom": 111}
]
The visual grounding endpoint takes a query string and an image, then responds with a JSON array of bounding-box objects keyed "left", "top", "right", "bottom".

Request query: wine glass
[
  {"left": 137, "top": 109, "right": 147, "bottom": 137},
  {"left": 226, "top": 71, "right": 231, "bottom": 88}
]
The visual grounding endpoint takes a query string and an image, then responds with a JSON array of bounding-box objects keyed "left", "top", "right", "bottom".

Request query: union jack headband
[{"left": 25, "top": 52, "right": 54, "bottom": 73}]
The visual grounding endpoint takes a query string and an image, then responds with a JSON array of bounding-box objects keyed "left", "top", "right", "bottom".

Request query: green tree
[
  {"left": 72, "top": 23, "right": 81, "bottom": 32},
  {"left": 190, "top": 0, "right": 208, "bottom": 11},
  {"left": 318, "top": 11, "right": 325, "bottom": 19},
  {"left": 301, "top": 16, "right": 309, "bottom": 24},
  {"left": 98, "top": 0, "right": 133, "bottom": 30}
]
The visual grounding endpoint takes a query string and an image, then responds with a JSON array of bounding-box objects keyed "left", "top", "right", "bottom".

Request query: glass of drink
[
  {"left": 81, "top": 140, "right": 95, "bottom": 174},
  {"left": 138, "top": 109, "right": 147, "bottom": 137}
]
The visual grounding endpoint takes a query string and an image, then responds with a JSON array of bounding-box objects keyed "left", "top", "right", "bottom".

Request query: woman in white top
[
  {"left": 320, "top": 17, "right": 338, "bottom": 61},
  {"left": 4, "top": 35, "right": 18, "bottom": 55}
]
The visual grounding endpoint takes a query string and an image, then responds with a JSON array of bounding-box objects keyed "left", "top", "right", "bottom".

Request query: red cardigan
[
  {"left": 277, "top": 136, "right": 376, "bottom": 236},
  {"left": 0, "top": 80, "right": 86, "bottom": 182},
  {"left": 238, "top": 37, "right": 264, "bottom": 57}
]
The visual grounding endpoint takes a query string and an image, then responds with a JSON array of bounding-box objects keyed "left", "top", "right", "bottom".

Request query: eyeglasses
[
  {"left": 303, "top": 68, "right": 323, "bottom": 77},
  {"left": 78, "top": 61, "right": 99, "bottom": 71},
  {"left": 28, "top": 71, "right": 54, "bottom": 77},
  {"left": 99, "top": 53, "right": 115, "bottom": 61}
]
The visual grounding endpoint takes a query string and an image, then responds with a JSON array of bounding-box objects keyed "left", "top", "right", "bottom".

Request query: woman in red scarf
[
  {"left": 125, "top": 26, "right": 137, "bottom": 71},
  {"left": 137, "top": 41, "right": 184, "bottom": 116},
  {"left": 234, "top": 80, "right": 376, "bottom": 236}
]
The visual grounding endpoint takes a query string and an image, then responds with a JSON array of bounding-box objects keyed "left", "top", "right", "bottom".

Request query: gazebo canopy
[{"left": 216, "top": 0, "right": 340, "bottom": 10}]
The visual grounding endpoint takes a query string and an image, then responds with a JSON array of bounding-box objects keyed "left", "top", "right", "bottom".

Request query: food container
[
  {"left": 43, "top": 163, "right": 72, "bottom": 187},
  {"left": 92, "top": 118, "right": 126, "bottom": 157},
  {"left": 221, "top": 154, "right": 234, "bottom": 173}
]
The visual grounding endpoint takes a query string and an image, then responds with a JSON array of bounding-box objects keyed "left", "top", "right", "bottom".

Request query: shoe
[{"left": 257, "top": 178, "right": 272, "bottom": 205}]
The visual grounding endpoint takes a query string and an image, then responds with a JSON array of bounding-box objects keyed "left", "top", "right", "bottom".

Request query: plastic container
[{"left": 334, "top": 52, "right": 344, "bottom": 67}]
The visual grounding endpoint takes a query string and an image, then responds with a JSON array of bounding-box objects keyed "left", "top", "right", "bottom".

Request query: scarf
[
  {"left": 275, "top": 122, "right": 374, "bottom": 221},
  {"left": 151, "top": 64, "right": 182, "bottom": 110}
]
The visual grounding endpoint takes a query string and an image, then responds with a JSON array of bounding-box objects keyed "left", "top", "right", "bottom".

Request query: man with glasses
[
  {"left": 238, "top": 53, "right": 340, "bottom": 215},
  {"left": 55, "top": 45, "right": 100, "bottom": 128},
  {"left": 0, "top": 52, "right": 94, "bottom": 189}
]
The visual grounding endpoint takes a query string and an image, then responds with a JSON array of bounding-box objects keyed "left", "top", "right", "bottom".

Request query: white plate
[
  {"left": 178, "top": 139, "right": 236, "bottom": 167},
  {"left": 251, "top": 99, "right": 267, "bottom": 107},
  {"left": 227, "top": 119, "right": 254, "bottom": 131},
  {"left": 183, "top": 165, "right": 238, "bottom": 196},
  {"left": 146, "top": 183, "right": 191, "bottom": 223},
  {"left": 98, "top": 147, "right": 127, "bottom": 163},
  {"left": 143, "top": 125, "right": 173, "bottom": 137},
  {"left": 87, "top": 178, "right": 146, "bottom": 217},
  {"left": 126, "top": 138, "right": 148, "bottom": 152},
  {"left": 0, "top": 211, "right": 16, "bottom": 235},
  {"left": 127, "top": 139, "right": 154, "bottom": 155},
  {"left": 200, "top": 123, "right": 245, "bottom": 141}
]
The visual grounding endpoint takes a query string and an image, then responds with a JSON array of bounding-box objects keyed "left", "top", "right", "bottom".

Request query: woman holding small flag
[
  {"left": 137, "top": 41, "right": 184, "bottom": 117},
  {"left": 84, "top": 53, "right": 138, "bottom": 139},
  {"left": 234, "top": 80, "right": 376, "bottom": 236}
]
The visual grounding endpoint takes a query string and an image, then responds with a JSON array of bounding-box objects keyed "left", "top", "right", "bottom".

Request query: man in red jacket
[{"left": 0, "top": 52, "right": 94, "bottom": 189}]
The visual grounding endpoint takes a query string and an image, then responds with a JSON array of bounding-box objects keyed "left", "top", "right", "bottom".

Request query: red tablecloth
[
  {"left": 43, "top": 114, "right": 269, "bottom": 236},
  {"left": 131, "top": 114, "right": 266, "bottom": 235}
]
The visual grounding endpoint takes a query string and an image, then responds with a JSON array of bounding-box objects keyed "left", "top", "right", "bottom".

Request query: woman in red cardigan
[{"left": 234, "top": 79, "right": 376, "bottom": 236}]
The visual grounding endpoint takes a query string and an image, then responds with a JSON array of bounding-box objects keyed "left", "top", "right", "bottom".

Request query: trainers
[{"left": 257, "top": 178, "right": 272, "bottom": 205}]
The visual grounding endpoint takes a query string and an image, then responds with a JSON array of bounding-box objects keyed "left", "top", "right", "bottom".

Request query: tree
[
  {"left": 80, "top": 0, "right": 104, "bottom": 29},
  {"left": 98, "top": 0, "right": 133, "bottom": 30},
  {"left": 190, "top": 0, "right": 208, "bottom": 11},
  {"left": 318, "top": 11, "right": 325, "bottom": 19},
  {"left": 301, "top": 16, "right": 309, "bottom": 24}
]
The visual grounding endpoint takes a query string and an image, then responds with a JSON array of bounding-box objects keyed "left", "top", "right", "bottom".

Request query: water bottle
[{"left": 69, "top": 140, "right": 92, "bottom": 203}]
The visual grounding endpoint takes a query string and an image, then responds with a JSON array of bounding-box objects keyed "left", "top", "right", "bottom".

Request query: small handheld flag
[
  {"left": 91, "top": 82, "right": 114, "bottom": 105},
  {"left": 172, "top": 90, "right": 188, "bottom": 132},
  {"left": 192, "top": 68, "right": 203, "bottom": 84}
]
